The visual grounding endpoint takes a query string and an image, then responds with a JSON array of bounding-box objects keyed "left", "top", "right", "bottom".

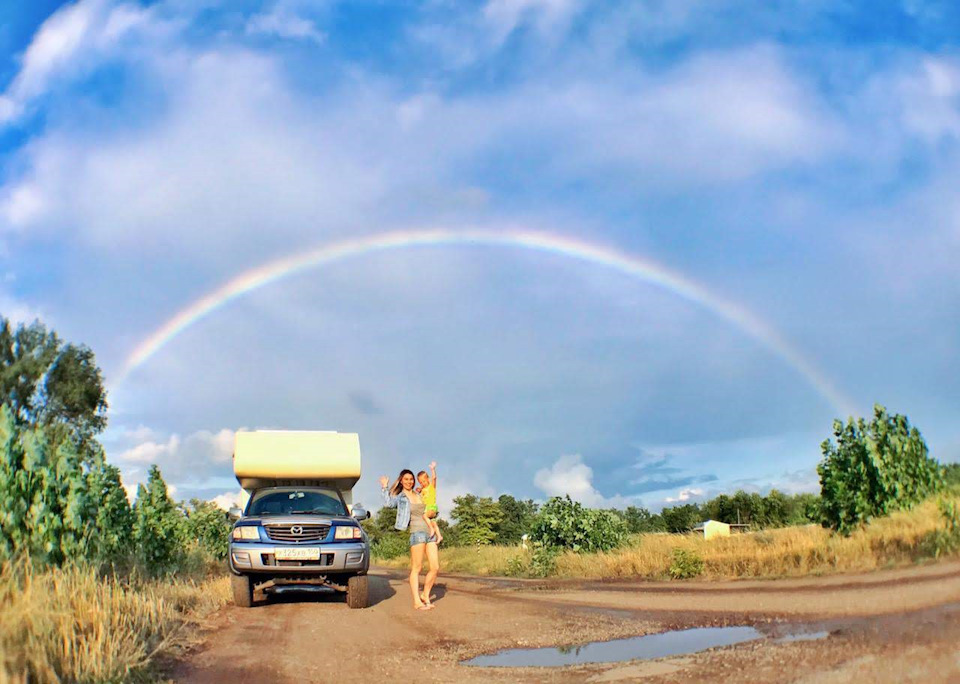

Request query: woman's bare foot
[{"left": 415, "top": 603, "right": 432, "bottom": 611}]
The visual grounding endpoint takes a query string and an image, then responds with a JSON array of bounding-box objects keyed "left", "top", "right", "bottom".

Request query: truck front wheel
[
  {"left": 231, "top": 573, "right": 253, "bottom": 608},
  {"left": 346, "top": 574, "right": 368, "bottom": 609}
]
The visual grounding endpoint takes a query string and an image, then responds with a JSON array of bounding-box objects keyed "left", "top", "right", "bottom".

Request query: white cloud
[
  {"left": 664, "top": 487, "right": 704, "bottom": 503},
  {"left": 0, "top": 48, "right": 386, "bottom": 249},
  {"left": 114, "top": 428, "right": 236, "bottom": 483},
  {"left": 483, "top": 0, "right": 581, "bottom": 44},
  {"left": 118, "top": 434, "right": 180, "bottom": 463},
  {"left": 1, "top": 184, "right": 44, "bottom": 228},
  {"left": 0, "top": 290, "right": 45, "bottom": 326},
  {"left": 246, "top": 8, "right": 325, "bottom": 44},
  {"left": 210, "top": 489, "right": 249, "bottom": 511},
  {"left": 892, "top": 57, "right": 960, "bottom": 142},
  {"left": 0, "top": 0, "right": 151, "bottom": 125},
  {"left": 0, "top": 37, "right": 841, "bottom": 248},
  {"left": 534, "top": 454, "right": 635, "bottom": 508}
]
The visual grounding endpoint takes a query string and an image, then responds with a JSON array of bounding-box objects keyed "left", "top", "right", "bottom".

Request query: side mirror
[
  {"left": 352, "top": 504, "right": 370, "bottom": 520},
  {"left": 228, "top": 506, "right": 243, "bottom": 521}
]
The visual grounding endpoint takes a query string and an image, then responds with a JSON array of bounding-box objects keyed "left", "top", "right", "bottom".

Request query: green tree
[
  {"left": 133, "top": 465, "right": 184, "bottom": 574},
  {"left": 87, "top": 461, "right": 134, "bottom": 562},
  {"left": 0, "top": 407, "right": 92, "bottom": 564},
  {"left": 0, "top": 318, "right": 107, "bottom": 447},
  {"left": 660, "top": 503, "right": 702, "bottom": 533},
  {"left": 183, "top": 499, "right": 230, "bottom": 559},
  {"left": 701, "top": 494, "right": 735, "bottom": 525},
  {"left": 450, "top": 495, "right": 503, "bottom": 546},
  {"left": 623, "top": 506, "right": 666, "bottom": 533},
  {"left": 790, "top": 493, "right": 822, "bottom": 525},
  {"left": 818, "top": 404, "right": 943, "bottom": 534},
  {"left": 492, "top": 494, "right": 538, "bottom": 543}
]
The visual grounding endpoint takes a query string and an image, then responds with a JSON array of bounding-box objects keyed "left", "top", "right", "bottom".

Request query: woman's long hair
[{"left": 390, "top": 469, "right": 415, "bottom": 497}]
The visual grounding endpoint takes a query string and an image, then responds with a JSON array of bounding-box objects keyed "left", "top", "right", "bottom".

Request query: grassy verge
[
  {"left": 377, "top": 496, "right": 960, "bottom": 580},
  {"left": 0, "top": 559, "right": 230, "bottom": 684}
]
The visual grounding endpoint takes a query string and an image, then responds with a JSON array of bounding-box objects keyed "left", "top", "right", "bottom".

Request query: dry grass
[
  {"left": 378, "top": 497, "right": 959, "bottom": 580},
  {"left": 0, "top": 560, "right": 230, "bottom": 684}
]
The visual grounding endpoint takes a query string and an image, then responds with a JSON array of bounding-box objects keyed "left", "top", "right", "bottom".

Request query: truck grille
[{"left": 264, "top": 524, "right": 330, "bottom": 542}]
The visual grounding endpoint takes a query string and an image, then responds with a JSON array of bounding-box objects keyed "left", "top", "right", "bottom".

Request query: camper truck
[{"left": 227, "top": 430, "right": 371, "bottom": 608}]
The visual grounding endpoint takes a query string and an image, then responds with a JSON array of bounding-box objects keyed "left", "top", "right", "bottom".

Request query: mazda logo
[{"left": 291, "top": 525, "right": 303, "bottom": 535}]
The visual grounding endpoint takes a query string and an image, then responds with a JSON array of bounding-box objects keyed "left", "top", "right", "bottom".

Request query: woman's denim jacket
[{"left": 380, "top": 487, "right": 410, "bottom": 531}]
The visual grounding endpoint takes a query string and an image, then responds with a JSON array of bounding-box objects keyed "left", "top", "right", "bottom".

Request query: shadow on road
[
  {"left": 369, "top": 575, "right": 396, "bottom": 607},
  {"left": 259, "top": 575, "right": 396, "bottom": 608},
  {"left": 426, "top": 582, "right": 448, "bottom": 604}
]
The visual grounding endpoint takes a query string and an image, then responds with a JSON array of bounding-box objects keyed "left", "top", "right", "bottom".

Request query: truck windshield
[{"left": 247, "top": 488, "right": 347, "bottom": 517}]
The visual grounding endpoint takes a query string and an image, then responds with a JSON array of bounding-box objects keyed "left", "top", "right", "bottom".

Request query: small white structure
[{"left": 692, "top": 519, "right": 731, "bottom": 540}]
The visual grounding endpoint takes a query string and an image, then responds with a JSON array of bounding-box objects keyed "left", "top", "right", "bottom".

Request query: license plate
[{"left": 275, "top": 547, "right": 321, "bottom": 561}]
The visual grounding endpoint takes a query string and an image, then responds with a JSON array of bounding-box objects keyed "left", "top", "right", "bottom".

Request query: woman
[{"left": 380, "top": 469, "right": 440, "bottom": 611}]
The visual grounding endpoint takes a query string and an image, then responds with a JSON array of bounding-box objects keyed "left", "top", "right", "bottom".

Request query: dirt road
[{"left": 173, "top": 561, "right": 960, "bottom": 683}]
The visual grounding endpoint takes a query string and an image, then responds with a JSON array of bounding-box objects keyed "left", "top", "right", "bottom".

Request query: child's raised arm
[{"left": 429, "top": 461, "right": 437, "bottom": 487}]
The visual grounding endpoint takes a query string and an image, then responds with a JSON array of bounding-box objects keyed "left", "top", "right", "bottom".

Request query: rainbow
[{"left": 119, "top": 228, "right": 855, "bottom": 415}]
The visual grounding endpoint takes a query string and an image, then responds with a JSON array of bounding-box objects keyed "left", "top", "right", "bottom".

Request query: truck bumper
[{"left": 229, "top": 542, "right": 369, "bottom": 575}]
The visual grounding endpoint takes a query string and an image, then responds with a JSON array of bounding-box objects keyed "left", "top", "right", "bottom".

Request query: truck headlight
[
  {"left": 232, "top": 526, "right": 261, "bottom": 541},
  {"left": 335, "top": 526, "right": 362, "bottom": 540}
]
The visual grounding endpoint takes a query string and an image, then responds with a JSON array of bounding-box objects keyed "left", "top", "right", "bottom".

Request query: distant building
[{"left": 693, "top": 520, "right": 750, "bottom": 540}]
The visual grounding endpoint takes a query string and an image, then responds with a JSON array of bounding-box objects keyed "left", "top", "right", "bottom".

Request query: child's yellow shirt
[{"left": 421, "top": 484, "right": 438, "bottom": 512}]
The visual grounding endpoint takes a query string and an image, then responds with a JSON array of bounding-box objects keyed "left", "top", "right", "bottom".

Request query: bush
[
  {"left": 530, "top": 496, "right": 627, "bottom": 553},
  {"left": 183, "top": 499, "right": 231, "bottom": 560},
  {"left": 818, "top": 405, "right": 943, "bottom": 534},
  {"left": 529, "top": 545, "right": 560, "bottom": 577},
  {"left": 925, "top": 499, "right": 960, "bottom": 558},
  {"left": 505, "top": 554, "right": 528, "bottom": 577},
  {"left": 504, "top": 544, "right": 559, "bottom": 578},
  {"left": 669, "top": 548, "right": 704, "bottom": 579},
  {"left": 371, "top": 532, "right": 409, "bottom": 560}
]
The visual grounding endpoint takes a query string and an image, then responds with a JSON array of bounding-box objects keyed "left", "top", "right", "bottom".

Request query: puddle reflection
[{"left": 462, "top": 625, "right": 764, "bottom": 667}]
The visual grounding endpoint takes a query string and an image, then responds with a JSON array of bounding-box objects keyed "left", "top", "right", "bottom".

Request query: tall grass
[
  {"left": 378, "top": 496, "right": 960, "bottom": 580},
  {"left": 0, "top": 559, "right": 230, "bottom": 684}
]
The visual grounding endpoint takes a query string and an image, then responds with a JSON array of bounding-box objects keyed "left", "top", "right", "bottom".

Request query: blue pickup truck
[{"left": 228, "top": 485, "right": 371, "bottom": 608}]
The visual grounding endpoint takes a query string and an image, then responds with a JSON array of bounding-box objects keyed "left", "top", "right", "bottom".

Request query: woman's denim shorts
[{"left": 409, "top": 531, "right": 438, "bottom": 546}]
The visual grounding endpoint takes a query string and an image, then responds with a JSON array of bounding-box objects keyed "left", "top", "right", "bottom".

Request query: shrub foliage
[
  {"left": 530, "top": 495, "right": 627, "bottom": 553},
  {"left": 668, "top": 548, "right": 704, "bottom": 579},
  {"left": 818, "top": 404, "right": 943, "bottom": 533}
]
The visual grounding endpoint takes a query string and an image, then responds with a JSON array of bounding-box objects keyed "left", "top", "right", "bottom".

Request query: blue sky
[{"left": 1, "top": 0, "right": 958, "bottom": 512}]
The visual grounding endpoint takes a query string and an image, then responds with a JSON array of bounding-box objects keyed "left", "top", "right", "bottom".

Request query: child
[{"left": 417, "top": 461, "right": 443, "bottom": 544}]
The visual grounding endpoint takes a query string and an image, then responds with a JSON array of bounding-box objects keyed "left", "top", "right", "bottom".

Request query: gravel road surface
[{"left": 172, "top": 560, "right": 960, "bottom": 683}]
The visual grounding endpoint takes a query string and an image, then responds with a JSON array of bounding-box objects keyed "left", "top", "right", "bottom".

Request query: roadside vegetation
[
  {"left": 0, "top": 560, "right": 229, "bottom": 684},
  {"left": 376, "top": 405, "right": 960, "bottom": 581},
  {"left": 0, "top": 317, "right": 231, "bottom": 683}
]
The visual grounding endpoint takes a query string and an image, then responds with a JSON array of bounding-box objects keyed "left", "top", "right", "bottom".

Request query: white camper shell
[{"left": 233, "top": 430, "right": 361, "bottom": 507}]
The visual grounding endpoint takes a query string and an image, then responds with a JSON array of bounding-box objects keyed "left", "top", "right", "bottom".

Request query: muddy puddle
[{"left": 462, "top": 625, "right": 830, "bottom": 668}]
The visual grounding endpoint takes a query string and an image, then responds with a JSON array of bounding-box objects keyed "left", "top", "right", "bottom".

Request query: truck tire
[
  {"left": 346, "top": 574, "right": 368, "bottom": 609},
  {"left": 231, "top": 574, "right": 253, "bottom": 608}
]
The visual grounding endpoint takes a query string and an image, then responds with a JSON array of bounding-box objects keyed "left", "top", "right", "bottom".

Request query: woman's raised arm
[{"left": 380, "top": 476, "right": 400, "bottom": 507}]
